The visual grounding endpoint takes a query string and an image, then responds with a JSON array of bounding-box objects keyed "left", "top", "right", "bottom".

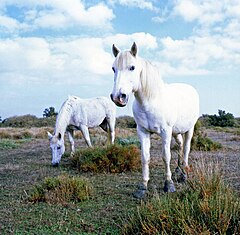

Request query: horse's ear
[
  {"left": 130, "top": 42, "right": 137, "bottom": 57},
  {"left": 47, "top": 132, "right": 53, "bottom": 140},
  {"left": 112, "top": 44, "right": 120, "bottom": 57},
  {"left": 58, "top": 133, "right": 62, "bottom": 140}
]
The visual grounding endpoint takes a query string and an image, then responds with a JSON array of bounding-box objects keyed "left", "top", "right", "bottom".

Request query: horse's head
[
  {"left": 110, "top": 42, "right": 141, "bottom": 107},
  {"left": 47, "top": 132, "right": 65, "bottom": 167}
]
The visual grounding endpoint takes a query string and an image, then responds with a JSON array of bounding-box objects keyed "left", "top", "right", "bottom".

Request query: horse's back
[{"left": 70, "top": 96, "right": 115, "bottom": 127}]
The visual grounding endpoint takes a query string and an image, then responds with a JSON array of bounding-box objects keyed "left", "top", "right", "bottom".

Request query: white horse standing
[
  {"left": 48, "top": 96, "right": 116, "bottom": 166},
  {"left": 110, "top": 43, "right": 199, "bottom": 198}
]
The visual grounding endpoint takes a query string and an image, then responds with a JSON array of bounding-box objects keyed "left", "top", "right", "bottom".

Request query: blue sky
[{"left": 0, "top": 0, "right": 240, "bottom": 119}]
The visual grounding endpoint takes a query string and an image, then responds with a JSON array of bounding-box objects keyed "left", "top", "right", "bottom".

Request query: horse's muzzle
[{"left": 110, "top": 93, "right": 128, "bottom": 107}]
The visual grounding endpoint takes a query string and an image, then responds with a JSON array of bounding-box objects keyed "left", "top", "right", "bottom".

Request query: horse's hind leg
[
  {"left": 67, "top": 129, "right": 75, "bottom": 156},
  {"left": 174, "top": 133, "right": 183, "bottom": 167},
  {"left": 106, "top": 116, "right": 115, "bottom": 144},
  {"left": 162, "top": 128, "right": 176, "bottom": 193},
  {"left": 80, "top": 124, "right": 92, "bottom": 147},
  {"left": 183, "top": 127, "right": 194, "bottom": 171},
  {"left": 174, "top": 134, "right": 186, "bottom": 182}
]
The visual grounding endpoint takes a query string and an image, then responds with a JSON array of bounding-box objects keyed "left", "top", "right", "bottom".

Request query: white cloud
[
  {"left": 104, "top": 32, "right": 158, "bottom": 50},
  {"left": 149, "top": 1, "right": 240, "bottom": 76},
  {"left": 0, "top": 32, "right": 157, "bottom": 85},
  {"left": 154, "top": 62, "right": 210, "bottom": 77},
  {"left": 174, "top": 0, "right": 225, "bottom": 26},
  {"left": 159, "top": 34, "right": 240, "bottom": 76},
  {"left": 0, "top": 1, "right": 115, "bottom": 33}
]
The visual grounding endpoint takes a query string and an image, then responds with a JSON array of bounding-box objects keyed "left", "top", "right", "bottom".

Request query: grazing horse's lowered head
[{"left": 48, "top": 132, "right": 65, "bottom": 167}]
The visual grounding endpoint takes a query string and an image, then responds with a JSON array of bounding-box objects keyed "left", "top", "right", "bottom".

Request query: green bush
[
  {"left": 1, "top": 115, "right": 56, "bottom": 127},
  {"left": 29, "top": 174, "right": 92, "bottom": 204},
  {"left": 191, "top": 120, "right": 222, "bottom": 151},
  {"left": 204, "top": 110, "right": 235, "bottom": 127},
  {"left": 71, "top": 145, "right": 141, "bottom": 173},
  {"left": 122, "top": 160, "right": 240, "bottom": 234}
]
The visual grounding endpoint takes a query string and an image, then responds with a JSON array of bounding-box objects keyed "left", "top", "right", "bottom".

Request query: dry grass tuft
[
  {"left": 123, "top": 158, "right": 240, "bottom": 234},
  {"left": 29, "top": 174, "right": 92, "bottom": 204}
]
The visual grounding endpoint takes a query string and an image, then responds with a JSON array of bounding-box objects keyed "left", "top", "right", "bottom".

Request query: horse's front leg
[
  {"left": 80, "top": 124, "right": 92, "bottom": 147},
  {"left": 162, "top": 128, "right": 176, "bottom": 193},
  {"left": 133, "top": 126, "right": 150, "bottom": 199},
  {"left": 67, "top": 130, "right": 75, "bottom": 157}
]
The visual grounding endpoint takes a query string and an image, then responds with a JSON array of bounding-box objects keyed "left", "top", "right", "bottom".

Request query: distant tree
[
  {"left": 206, "top": 109, "right": 235, "bottom": 127},
  {"left": 0, "top": 116, "right": 2, "bottom": 122},
  {"left": 43, "top": 107, "right": 58, "bottom": 118}
]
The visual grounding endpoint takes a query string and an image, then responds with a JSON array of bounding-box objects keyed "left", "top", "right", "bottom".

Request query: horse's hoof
[
  {"left": 133, "top": 189, "right": 147, "bottom": 199},
  {"left": 52, "top": 163, "right": 59, "bottom": 167},
  {"left": 178, "top": 172, "right": 187, "bottom": 183},
  {"left": 175, "top": 166, "right": 187, "bottom": 183},
  {"left": 133, "top": 183, "right": 147, "bottom": 199},
  {"left": 164, "top": 180, "right": 176, "bottom": 193}
]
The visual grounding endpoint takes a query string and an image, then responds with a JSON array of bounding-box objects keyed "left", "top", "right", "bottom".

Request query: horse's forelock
[
  {"left": 116, "top": 51, "right": 134, "bottom": 70},
  {"left": 51, "top": 136, "right": 58, "bottom": 144}
]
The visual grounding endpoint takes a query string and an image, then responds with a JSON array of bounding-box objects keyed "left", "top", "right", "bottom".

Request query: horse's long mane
[
  {"left": 139, "top": 58, "right": 164, "bottom": 99},
  {"left": 55, "top": 96, "right": 76, "bottom": 135}
]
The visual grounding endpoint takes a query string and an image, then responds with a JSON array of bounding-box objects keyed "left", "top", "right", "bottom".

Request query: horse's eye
[
  {"left": 129, "top": 66, "right": 135, "bottom": 71},
  {"left": 57, "top": 146, "right": 61, "bottom": 150},
  {"left": 112, "top": 67, "right": 115, "bottom": 73}
]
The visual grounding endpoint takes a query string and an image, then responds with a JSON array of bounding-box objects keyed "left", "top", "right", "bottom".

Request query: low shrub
[
  {"left": 203, "top": 110, "right": 235, "bottom": 127},
  {"left": 116, "top": 116, "right": 137, "bottom": 128},
  {"left": 29, "top": 174, "right": 92, "bottom": 204},
  {"left": 1, "top": 115, "right": 56, "bottom": 127},
  {"left": 122, "top": 160, "right": 240, "bottom": 234},
  {"left": 71, "top": 144, "right": 141, "bottom": 173},
  {"left": 191, "top": 120, "right": 222, "bottom": 151}
]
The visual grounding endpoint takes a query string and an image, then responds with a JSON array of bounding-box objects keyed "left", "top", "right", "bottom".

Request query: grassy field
[{"left": 0, "top": 126, "right": 239, "bottom": 234}]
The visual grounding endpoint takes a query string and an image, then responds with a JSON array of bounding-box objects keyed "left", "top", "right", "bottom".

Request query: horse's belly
[
  {"left": 87, "top": 111, "right": 105, "bottom": 128},
  {"left": 133, "top": 102, "right": 198, "bottom": 135}
]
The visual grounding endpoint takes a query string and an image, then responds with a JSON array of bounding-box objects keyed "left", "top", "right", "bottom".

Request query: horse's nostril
[{"left": 119, "top": 93, "right": 127, "bottom": 100}]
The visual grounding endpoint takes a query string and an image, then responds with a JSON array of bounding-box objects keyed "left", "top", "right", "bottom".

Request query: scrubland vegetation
[{"left": 0, "top": 112, "right": 239, "bottom": 234}]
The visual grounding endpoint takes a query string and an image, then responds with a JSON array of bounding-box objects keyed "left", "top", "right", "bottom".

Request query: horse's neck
[
  {"left": 135, "top": 59, "right": 164, "bottom": 104},
  {"left": 54, "top": 101, "right": 73, "bottom": 136}
]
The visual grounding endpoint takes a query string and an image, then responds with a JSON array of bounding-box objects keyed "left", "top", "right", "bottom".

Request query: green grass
[
  {"left": 0, "top": 139, "right": 29, "bottom": 150},
  {"left": 115, "top": 136, "right": 141, "bottom": 148}
]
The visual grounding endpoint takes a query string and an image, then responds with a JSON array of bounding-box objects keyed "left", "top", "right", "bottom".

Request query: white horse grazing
[
  {"left": 48, "top": 96, "right": 116, "bottom": 167},
  {"left": 110, "top": 43, "right": 199, "bottom": 198}
]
